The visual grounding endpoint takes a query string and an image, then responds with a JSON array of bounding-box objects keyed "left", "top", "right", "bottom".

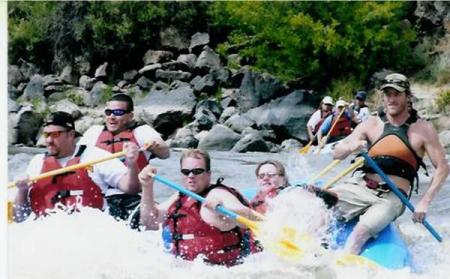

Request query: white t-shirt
[
  {"left": 26, "top": 145, "right": 127, "bottom": 194},
  {"left": 355, "top": 106, "right": 370, "bottom": 123},
  {"left": 79, "top": 124, "right": 162, "bottom": 161},
  {"left": 307, "top": 110, "right": 322, "bottom": 129}
]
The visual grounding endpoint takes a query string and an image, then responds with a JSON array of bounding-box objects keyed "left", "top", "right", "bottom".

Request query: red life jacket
[
  {"left": 313, "top": 110, "right": 332, "bottom": 134},
  {"left": 250, "top": 186, "right": 288, "bottom": 214},
  {"left": 95, "top": 125, "right": 148, "bottom": 171},
  {"left": 29, "top": 146, "right": 104, "bottom": 216},
  {"left": 329, "top": 112, "right": 352, "bottom": 137},
  {"left": 164, "top": 183, "right": 259, "bottom": 266}
]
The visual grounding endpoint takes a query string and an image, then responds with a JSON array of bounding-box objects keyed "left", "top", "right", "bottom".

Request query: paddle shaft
[
  {"left": 317, "top": 108, "right": 346, "bottom": 154},
  {"left": 322, "top": 158, "right": 364, "bottom": 190},
  {"left": 151, "top": 174, "right": 258, "bottom": 230},
  {"left": 307, "top": 159, "right": 341, "bottom": 184},
  {"left": 360, "top": 152, "right": 443, "bottom": 242},
  {"left": 7, "top": 142, "right": 152, "bottom": 189}
]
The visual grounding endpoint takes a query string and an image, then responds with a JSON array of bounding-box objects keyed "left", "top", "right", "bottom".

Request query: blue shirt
[{"left": 320, "top": 110, "right": 351, "bottom": 134}]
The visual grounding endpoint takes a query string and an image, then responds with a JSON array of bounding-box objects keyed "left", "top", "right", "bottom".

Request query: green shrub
[
  {"left": 326, "top": 77, "right": 361, "bottom": 103},
  {"left": 436, "top": 89, "right": 450, "bottom": 112},
  {"left": 100, "top": 85, "right": 114, "bottom": 104}
]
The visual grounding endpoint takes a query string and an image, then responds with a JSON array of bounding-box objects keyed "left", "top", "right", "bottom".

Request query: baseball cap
[
  {"left": 355, "top": 90, "right": 367, "bottom": 100},
  {"left": 336, "top": 100, "right": 348, "bottom": 108},
  {"left": 322, "top": 96, "right": 334, "bottom": 105},
  {"left": 44, "top": 111, "right": 76, "bottom": 130},
  {"left": 380, "top": 73, "right": 410, "bottom": 93}
]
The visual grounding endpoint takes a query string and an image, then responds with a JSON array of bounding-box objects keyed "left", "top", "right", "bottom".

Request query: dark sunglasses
[
  {"left": 104, "top": 109, "right": 130, "bottom": 116},
  {"left": 43, "top": 130, "right": 68, "bottom": 139},
  {"left": 381, "top": 79, "right": 410, "bottom": 89},
  {"left": 181, "top": 168, "right": 206, "bottom": 176}
]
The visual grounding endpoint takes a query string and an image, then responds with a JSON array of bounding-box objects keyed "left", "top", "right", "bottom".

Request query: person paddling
[
  {"left": 79, "top": 94, "right": 169, "bottom": 222},
  {"left": 13, "top": 111, "right": 141, "bottom": 222},
  {"left": 306, "top": 96, "right": 334, "bottom": 144},
  {"left": 317, "top": 99, "right": 353, "bottom": 146},
  {"left": 138, "top": 149, "right": 259, "bottom": 266},
  {"left": 330, "top": 73, "right": 449, "bottom": 255}
]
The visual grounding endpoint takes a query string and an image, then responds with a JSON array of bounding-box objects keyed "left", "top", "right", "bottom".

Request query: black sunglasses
[
  {"left": 104, "top": 109, "right": 131, "bottom": 116},
  {"left": 181, "top": 168, "right": 206, "bottom": 176},
  {"left": 381, "top": 79, "right": 410, "bottom": 89}
]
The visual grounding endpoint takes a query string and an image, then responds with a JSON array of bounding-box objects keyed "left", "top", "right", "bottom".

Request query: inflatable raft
[{"left": 241, "top": 187, "right": 413, "bottom": 270}]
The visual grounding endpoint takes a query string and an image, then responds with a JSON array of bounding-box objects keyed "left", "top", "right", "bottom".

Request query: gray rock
[
  {"left": 139, "top": 85, "right": 196, "bottom": 137},
  {"left": 151, "top": 81, "right": 170, "bottom": 92},
  {"left": 8, "top": 65, "right": 25, "bottom": 86},
  {"left": 79, "top": 75, "right": 95, "bottom": 90},
  {"left": 198, "top": 124, "right": 241, "bottom": 151},
  {"left": 8, "top": 97, "right": 19, "bottom": 113},
  {"left": 244, "top": 90, "right": 316, "bottom": 140},
  {"left": 75, "top": 115, "right": 102, "bottom": 135},
  {"left": 155, "top": 69, "right": 191, "bottom": 82},
  {"left": 8, "top": 84, "right": 21, "bottom": 100},
  {"left": 219, "top": 107, "right": 238, "bottom": 123},
  {"left": 170, "top": 127, "right": 199, "bottom": 148},
  {"left": 280, "top": 139, "right": 302, "bottom": 152},
  {"left": 138, "top": 63, "right": 162, "bottom": 77},
  {"left": 60, "top": 65, "right": 79, "bottom": 85},
  {"left": 439, "top": 130, "right": 450, "bottom": 149},
  {"left": 123, "top": 69, "right": 138, "bottom": 81},
  {"left": 190, "top": 74, "right": 217, "bottom": 94},
  {"left": 16, "top": 108, "right": 43, "bottom": 146},
  {"left": 74, "top": 56, "right": 91, "bottom": 75},
  {"left": 135, "top": 76, "right": 153, "bottom": 90},
  {"left": 177, "top": 54, "right": 197, "bottom": 71},
  {"left": 160, "top": 26, "right": 190, "bottom": 51},
  {"left": 49, "top": 99, "right": 82, "bottom": 119},
  {"left": 94, "top": 62, "right": 108, "bottom": 79},
  {"left": 193, "top": 109, "right": 216, "bottom": 131},
  {"left": 189, "top": 32, "right": 210, "bottom": 54},
  {"left": 224, "top": 114, "right": 255, "bottom": 133},
  {"left": 43, "top": 74, "right": 63, "bottom": 87},
  {"left": 195, "top": 99, "right": 223, "bottom": 118},
  {"left": 194, "top": 46, "right": 222, "bottom": 75},
  {"left": 117, "top": 80, "right": 128, "bottom": 89},
  {"left": 18, "top": 59, "right": 39, "bottom": 80},
  {"left": 143, "top": 50, "right": 174, "bottom": 65},
  {"left": 23, "top": 74, "right": 45, "bottom": 101},
  {"left": 84, "top": 81, "right": 108, "bottom": 107},
  {"left": 236, "top": 71, "right": 288, "bottom": 112},
  {"left": 8, "top": 112, "right": 19, "bottom": 145},
  {"left": 231, "top": 133, "right": 270, "bottom": 153}
]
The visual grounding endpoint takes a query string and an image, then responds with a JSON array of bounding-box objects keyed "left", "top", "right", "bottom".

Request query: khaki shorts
[{"left": 332, "top": 173, "right": 405, "bottom": 237}]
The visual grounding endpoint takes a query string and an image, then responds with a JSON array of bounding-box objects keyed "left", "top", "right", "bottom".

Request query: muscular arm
[
  {"left": 149, "top": 138, "right": 170, "bottom": 159},
  {"left": 333, "top": 116, "right": 374, "bottom": 160},
  {"left": 201, "top": 188, "right": 253, "bottom": 231},
  {"left": 414, "top": 122, "right": 450, "bottom": 220},
  {"left": 118, "top": 142, "right": 141, "bottom": 194}
]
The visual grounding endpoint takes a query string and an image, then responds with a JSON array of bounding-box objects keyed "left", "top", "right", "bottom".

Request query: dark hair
[
  {"left": 109, "top": 94, "right": 134, "bottom": 112},
  {"left": 180, "top": 149, "right": 211, "bottom": 171}
]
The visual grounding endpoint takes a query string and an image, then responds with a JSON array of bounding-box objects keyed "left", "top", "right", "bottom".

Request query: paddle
[
  {"left": 317, "top": 108, "right": 346, "bottom": 155},
  {"left": 322, "top": 157, "right": 365, "bottom": 190},
  {"left": 306, "top": 159, "right": 342, "bottom": 184},
  {"left": 298, "top": 139, "right": 314, "bottom": 154},
  {"left": 7, "top": 142, "right": 152, "bottom": 189},
  {"left": 360, "top": 151, "right": 443, "bottom": 242},
  {"left": 149, "top": 173, "right": 305, "bottom": 260}
]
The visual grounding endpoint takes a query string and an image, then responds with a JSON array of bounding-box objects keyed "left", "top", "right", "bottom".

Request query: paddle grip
[{"left": 360, "top": 152, "right": 443, "bottom": 242}]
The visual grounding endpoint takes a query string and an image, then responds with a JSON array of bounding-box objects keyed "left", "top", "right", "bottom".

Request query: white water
[{"left": 7, "top": 149, "right": 450, "bottom": 279}]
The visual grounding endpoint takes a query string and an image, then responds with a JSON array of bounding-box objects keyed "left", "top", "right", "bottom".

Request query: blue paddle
[{"left": 360, "top": 151, "right": 443, "bottom": 242}]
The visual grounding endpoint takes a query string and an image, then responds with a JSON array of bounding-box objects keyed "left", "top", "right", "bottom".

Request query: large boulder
[
  {"left": 197, "top": 124, "right": 241, "bottom": 151},
  {"left": 193, "top": 108, "right": 216, "bottom": 131},
  {"left": 231, "top": 132, "right": 270, "bottom": 153},
  {"left": 8, "top": 65, "right": 25, "bottom": 86},
  {"left": 194, "top": 46, "right": 222, "bottom": 75},
  {"left": 236, "top": 71, "right": 288, "bottom": 112},
  {"left": 189, "top": 32, "right": 210, "bottom": 54},
  {"left": 84, "top": 81, "right": 108, "bottom": 107},
  {"left": 143, "top": 50, "right": 174, "bottom": 65},
  {"left": 60, "top": 65, "right": 79, "bottom": 85},
  {"left": 8, "top": 84, "right": 21, "bottom": 100},
  {"left": 155, "top": 69, "right": 191, "bottom": 82},
  {"left": 170, "top": 126, "right": 199, "bottom": 148},
  {"left": 15, "top": 106, "right": 43, "bottom": 146},
  {"left": 18, "top": 59, "right": 39, "bottom": 80},
  {"left": 23, "top": 74, "right": 45, "bottom": 101},
  {"left": 195, "top": 99, "right": 223, "bottom": 118},
  {"left": 49, "top": 99, "right": 82, "bottom": 119},
  {"left": 139, "top": 84, "right": 196, "bottom": 137},
  {"left": 244, "top": 90, "right": 316, "bottom": 140},
  {"left": 190, "top": 74, "right": 217, "bottom": 94},
  {"left": 176, "top": 54, "right": 197, "bottom": 71},
  {"left": 94, "top": 62, "right": 108, "bottom": 79},
  {"left": 224, "top": 114, "right": 256, "bottom": 133}
]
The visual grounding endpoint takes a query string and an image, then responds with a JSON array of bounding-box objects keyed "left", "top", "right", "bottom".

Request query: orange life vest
[
  {"left": 29, "top": 146, "right": 104, "bottom": 216},
  {"left": 329, "top": 112, "right": 352, "bottom": 138}
]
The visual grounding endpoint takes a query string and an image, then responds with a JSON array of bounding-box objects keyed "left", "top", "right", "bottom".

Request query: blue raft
[{"left": 241, "top": 187, "right": 413, "bottom": 270}]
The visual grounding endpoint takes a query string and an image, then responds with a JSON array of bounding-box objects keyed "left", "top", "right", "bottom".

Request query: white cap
[
  {"left": 336, "top": 100, "right": 348, "bottom": 108},
  {"left": 322, "top": 96, "right": 334, "bottom": 105}
]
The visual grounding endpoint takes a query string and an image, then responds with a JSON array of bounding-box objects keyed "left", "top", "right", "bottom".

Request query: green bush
[
  {"left": 326, "top": 77, "right": 361, "bottom": 103},
  {"left": 436, "top": 89, "right": 450, "bottom": 112}
]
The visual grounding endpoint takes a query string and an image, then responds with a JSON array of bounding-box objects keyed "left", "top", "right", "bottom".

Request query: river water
[{"left": 6, "top": 148, "right": 450, "bottom": 279}]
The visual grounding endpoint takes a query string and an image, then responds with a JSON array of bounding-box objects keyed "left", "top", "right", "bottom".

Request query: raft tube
[{"left": 241, "top": 187, "right": 413, "bottom": 270}]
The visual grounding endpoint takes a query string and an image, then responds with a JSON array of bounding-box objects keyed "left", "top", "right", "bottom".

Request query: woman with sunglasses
[
  {"left": 79, "top": 94, "right": 170, "bottom": 224},
  {"left": 250, "top": 160, "right": 338, "bottom": 215},
  {"left": 138, "top": 149, "right": 259, "bottom": 266}
]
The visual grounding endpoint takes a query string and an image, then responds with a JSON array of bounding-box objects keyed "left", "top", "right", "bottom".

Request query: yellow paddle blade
[
  {"left": 7, "top": 201, "right": 13, "bottom": 223},
  {"left": 336, "top": 253, "right": 379, "bottom": 269},
  {"left": 298, "top": 141, "right": 312, "bottom": 154}
]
